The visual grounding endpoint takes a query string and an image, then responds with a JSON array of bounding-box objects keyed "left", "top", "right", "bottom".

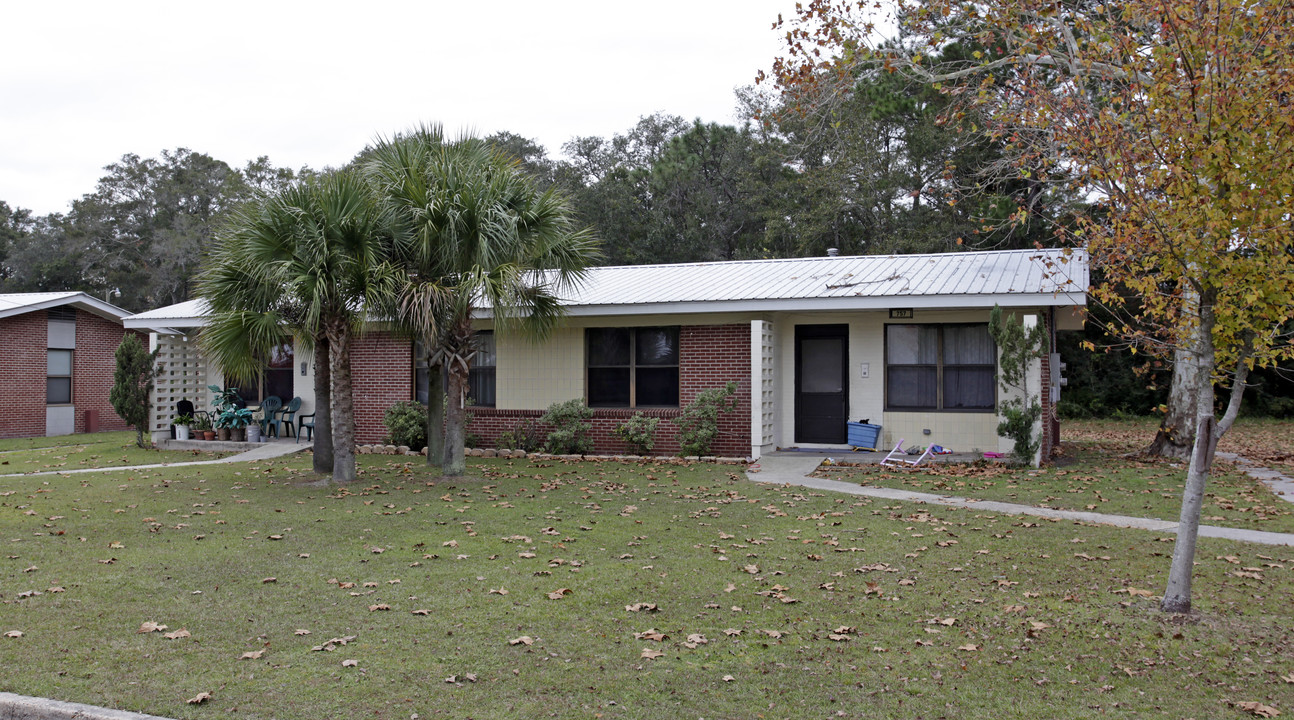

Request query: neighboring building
[
  {"left": 124, "top": 248, "right": 1088, "bottom": 462},
  {"left": 0, "top": 292, "right": 146, "bottom": 439}
]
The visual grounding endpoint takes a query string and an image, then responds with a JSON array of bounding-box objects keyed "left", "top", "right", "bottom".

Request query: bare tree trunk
[
  {"left": 1146, "top": 344, "right": 1198, "bottom": 457},
  {"left": 326, "top": 321, "right": 357, "bottom": 484},
  {"left": 312, "top": 338, "right": 334, "bottom": 475},
  {"left": 425, "top": 355, "right": 444, "bottom": 468}
]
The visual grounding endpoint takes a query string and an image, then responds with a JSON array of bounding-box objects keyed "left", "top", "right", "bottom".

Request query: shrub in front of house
[
  {"left": 542, "top": 398, "right": 593, "bottom": 455},
  {"left": 673, "top": 382, "right": 738, "bottom": 457},
  {"left": 497, "top": 420, "right": 543, "bottom": 452},
  {"left": 383, "top": 401, "right": 428, "bottom": 451},
  {"left": 614, "top": 412, "right": 659, "bottom": 455}
]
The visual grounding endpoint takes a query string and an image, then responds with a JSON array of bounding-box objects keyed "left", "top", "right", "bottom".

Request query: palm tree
[
  {"left": 200, "top": 168, "right": 396, "bottom": 483},
  {"left": 366, "top": 126, "right": 600, "bottom": 475}
]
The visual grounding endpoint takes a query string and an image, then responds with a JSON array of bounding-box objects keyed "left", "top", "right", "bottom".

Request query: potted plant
[
  {"left": 173, "top": 413, "right": 194, "bottom": 441},
  {"left": 192, "top": 414, "right": 213, "bottom": 440},
  {"left": 221, "top": 407, "right": 254, "bottom": 442},
  {"left": 209, "top": 385, "right": 242, "bottom": 441},
  {"left": 246, "top": 408, "right": 264, "bottom": 443}
]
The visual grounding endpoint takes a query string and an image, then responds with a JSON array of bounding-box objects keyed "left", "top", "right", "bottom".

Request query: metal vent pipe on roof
[{"left": 826, "top": 248, "right": 839, "bottom": 257}]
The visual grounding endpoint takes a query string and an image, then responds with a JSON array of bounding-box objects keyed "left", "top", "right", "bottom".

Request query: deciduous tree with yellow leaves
[{"left": 767, "top": 0, "right": 1294, "bottom": 612}]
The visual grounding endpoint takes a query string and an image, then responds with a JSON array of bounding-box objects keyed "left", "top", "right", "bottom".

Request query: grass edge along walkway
[{"left": 749, "top": 453, "right": 1294, "bottom": 547}]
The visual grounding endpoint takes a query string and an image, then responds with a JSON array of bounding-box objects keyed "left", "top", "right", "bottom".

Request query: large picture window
[
  {"left": 587, "top": 327, "right": 679, "bottom": 407},
  {"left": 414, "top": 331, "right": 495, "bottom": 407},
  {"left": 47, "top": 349, "right": 73, "bottom": 405},
  {"left": 886, "top": 324, "right": 995, "bottom": 410},
  {"left": 232, "top": 341, "right": 294, "bottom": 405}
]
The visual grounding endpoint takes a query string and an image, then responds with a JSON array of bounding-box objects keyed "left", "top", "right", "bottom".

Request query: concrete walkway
[
  {"left": 0, "top": 441, "right": 308, "bottom": 478},
  {"left": 747, "top": 452, "right": 1294, "bottom": 547}
]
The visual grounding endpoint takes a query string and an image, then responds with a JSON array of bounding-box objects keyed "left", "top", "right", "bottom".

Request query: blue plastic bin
[{"left": 847, "top": 422, "right": 882, "bottom": 450}]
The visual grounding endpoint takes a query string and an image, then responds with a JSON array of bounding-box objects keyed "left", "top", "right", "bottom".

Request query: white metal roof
[
  {"left": 0, "top": 291, "right": 133, "bottom": 323},
  {"left": 122, "top": 298, "right": 209, "bottom": 329},
  {"left": 553, "top": 248, "right": 1087, "bottom": 316},
  {"left": 124, "top": 248, "right": 1087, "bottom": 327}
]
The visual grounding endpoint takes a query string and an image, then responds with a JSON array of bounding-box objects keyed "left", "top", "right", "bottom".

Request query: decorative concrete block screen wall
[
  {"left": 467, "top": 324, "right": 753, "bottom": 457},
  {"left": 150, "top": 334, "right": 209, "bottom": 436},
  {"left": 753, "top": 320, "right": 776, "bottom": 451}
]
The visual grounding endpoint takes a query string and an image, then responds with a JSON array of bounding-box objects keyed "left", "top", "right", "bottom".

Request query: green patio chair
[
  {"left": 297, "top": 412, "right": 315, "bottom": 444},
  {"left": 276, "top": 397, "right": 302, "bottom": 440},
  {"left": 260, "top": 396, "right": 283, "bottom": 437}
]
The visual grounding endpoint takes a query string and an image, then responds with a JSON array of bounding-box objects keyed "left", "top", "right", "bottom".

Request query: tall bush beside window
[
  {"left": 987, "top": 306, "right": 1049, "bottom": 464},
  {"left": 110, "top": 335, "right": 160, "bottom": 449}
]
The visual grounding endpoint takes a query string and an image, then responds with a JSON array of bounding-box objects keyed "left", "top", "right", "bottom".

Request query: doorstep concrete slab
[
  {"left": 748, "top": 452, "right": 1294, "bottom": 547},
  {"left": 0, "top": 692, "right": 175, "bottom": 720}
]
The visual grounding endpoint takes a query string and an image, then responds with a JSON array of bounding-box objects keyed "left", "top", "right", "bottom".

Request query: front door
[{"left": 795, "top": 324, "right": 848, "bottom": 444}]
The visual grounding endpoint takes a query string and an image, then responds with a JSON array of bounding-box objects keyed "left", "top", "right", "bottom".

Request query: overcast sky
[{"left": 1, "top": 0, "right": 795, "bottom": 216}]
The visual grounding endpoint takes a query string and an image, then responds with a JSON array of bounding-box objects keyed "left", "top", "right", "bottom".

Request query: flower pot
[
  {"left": 203, "top": 430, "right": 216, "bottom": 441},
  {"left": 218, "top": 428, "right": 231, "bottom": 441},
  {"left": 246, "top": 424, "right": 262, "bottom": 443},
  {"left": 175, "top": 425, "right": 191, "bottom": 441},
  {"left": 231, "top": 427, "right": 246, "bottom": 442}
]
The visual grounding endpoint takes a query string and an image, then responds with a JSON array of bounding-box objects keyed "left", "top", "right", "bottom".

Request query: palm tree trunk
[
  {"left": 425, "top": 356, "right": 444, "bottom": 468},
  {"left": 443, "top": 317, "right": 472, "bottom": 476},
  {"left": 326, "top": 320, "right": 357, "bottom": 484},
  {"left": 444, "top": 363, "right": 467, "bottom": 475},
  {"left": 312, "top": 337, "right": 334, "bottom": 474}
]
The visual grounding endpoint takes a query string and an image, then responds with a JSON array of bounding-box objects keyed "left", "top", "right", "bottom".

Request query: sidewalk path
[
  {"left": 0, "top": 441, "right": 308, "bottom": 478},
  {"left": 747, "top": 453, "right": 1294, "bottom": 547}
]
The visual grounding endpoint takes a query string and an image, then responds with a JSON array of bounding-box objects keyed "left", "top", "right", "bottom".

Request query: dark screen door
[{"left": 795, "top": 325, "right": 848, "bottom": 444}]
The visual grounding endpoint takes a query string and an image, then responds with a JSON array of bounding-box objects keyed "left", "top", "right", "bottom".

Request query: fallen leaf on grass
[
  {"left": 761, "top": 630, "right": 784, "bottom": 639},
  {"left": 683, "top": 634, "right": 707, "bottom": 648},
  {"left": 828, "top": 634, "right": 852, "bottom": 642},
  {"left": 546, "top": 588, "right": 572, "bottom": 600},
  {"left": 1236, "top": 701, "right": 1281, "bottom": 718},
  {"left": 262, "top": 577, "right": 277, "bottom": 584},
  {"left": 411, "top": 609, "right": 431, "bottom": 616},
  {"left": 109, "top": 541, "right": 124, "bottom": 549},
  {"left": 294, "top": 629, "right": 311, "bottom": 636},
  {"left": 1281, "top": 673, "right": 1294, "bottom": 684},
  {"left": 137, "top": 621, "right": 168, "bottom": 633},
  {"left": 958, "top": 643, "right": 980, "bottom": 651},
  {"left": 723, "top": 628, "right": 741, "bottom": 636},
  {"left": 163, "top": 629, "right": 191, "bottom": 640},
  {"left": 341, "top": 659, "right": 358, "bottom": 667},
  {"left": 239, "top": 650, "right": 265, "bottom": 660},
  {"left": 4, "top": 631, "right": 22, "bottom": 638},
  {"left": 722, "top": 674, "right": 735, "bottom": 682},
  {"left": 186, "top": 692, "right": 212, "bottom": 705},
  {"left": 509, "top": 636, "right": 534, "bottom": 646},
  {"left": 47, "top": 586, "right": 65, "bottom": 593},
  {"left": 368, "top": 604, "right": 392, "bottom": 612},
  {"left": 640, "top": 648, "right": 665, "bottom": 659},
  {"left": 1116, "top": 587, "right": 1154, "bottom": 598},
  {"left": 625, "top": 602, "right": 658, "bottom": 613},
  {"left": 635, "top": 629, "right": 667, "bottom": 641}
]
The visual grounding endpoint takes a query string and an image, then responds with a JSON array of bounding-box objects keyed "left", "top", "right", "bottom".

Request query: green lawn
[
  {"left": 820, "top": 418, "right": 1294, "bottom": 534},
  {"left": 0, "top": 431, "right": 230, "bottom": 474},
  {"left": 2, "top": 451, "right": 1290, "bottom": 719}
]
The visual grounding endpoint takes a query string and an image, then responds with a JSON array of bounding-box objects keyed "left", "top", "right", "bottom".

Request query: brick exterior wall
[
  {"left": 465, "top": 324, "right": 753, "bottom": 457},
  {"left": 0, "top": 311, "right": 49, "bottom": 439},
  {"left": 74, "top": 314, "right": 146, "bottom": 434},
  {"left": 0, "top": 308, "right": 141, "bottom": 439},
  {"left": 351, "top": 331, "right": 414, "bottom": 444}
]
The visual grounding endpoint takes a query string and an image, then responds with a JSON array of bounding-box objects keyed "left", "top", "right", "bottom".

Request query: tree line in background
[{"left": 1, "top": 65, "right": 1288, "bottom": 419}]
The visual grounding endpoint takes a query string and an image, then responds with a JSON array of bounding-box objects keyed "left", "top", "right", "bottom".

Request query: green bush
[
  {"left": 383, "top": 401, "right": 428, "bottom": 451},
  {"left": 498, "top": 420, "right": 543, "bottom": 452},
  {"left": 542, "top": 399, "right": 593, "bottom": 455},
  {"left": 672, "top": 382, "right": 738, "bottom": 457},
  {"left": 613, "top": 413, "right": 659, "bottom": 455}
]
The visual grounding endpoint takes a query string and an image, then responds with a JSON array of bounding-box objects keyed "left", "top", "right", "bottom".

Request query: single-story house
[
  {"left": 123, "top": 248, "right": 1088, "bottom": 462},
  {"left": 0, "top": 292, "right": 148, "bottom": 438}
]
